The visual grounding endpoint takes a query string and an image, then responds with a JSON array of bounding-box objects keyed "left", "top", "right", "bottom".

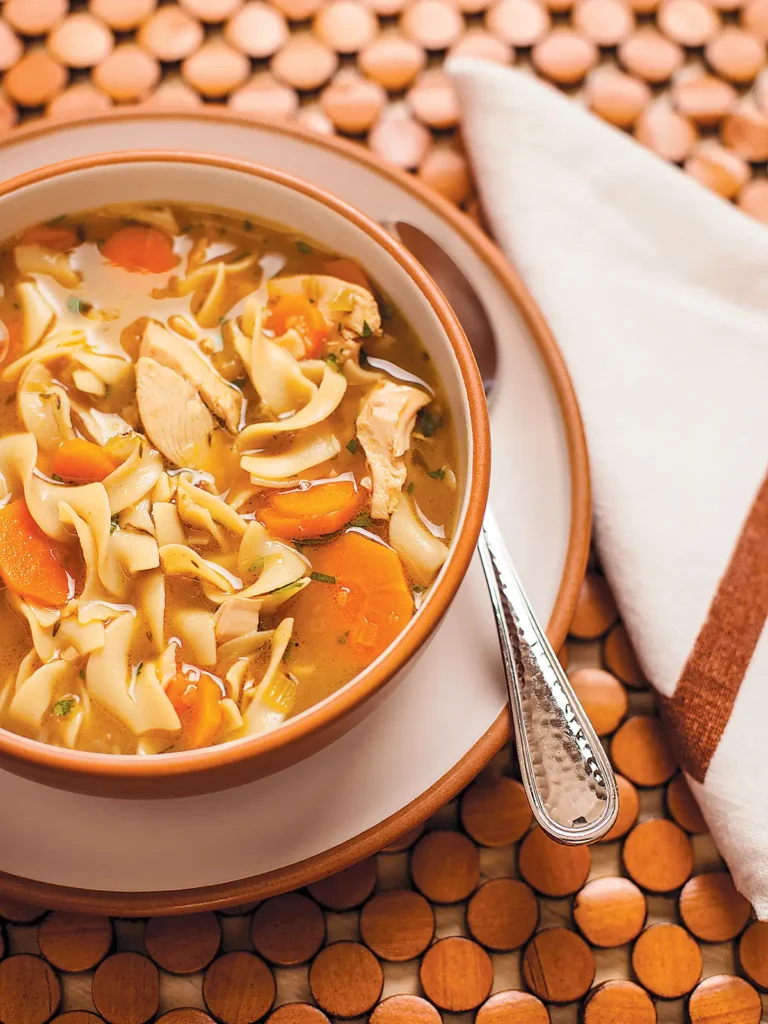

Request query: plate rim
[{"left": 0, "top": 108, "right": 591, "bottom": 915}]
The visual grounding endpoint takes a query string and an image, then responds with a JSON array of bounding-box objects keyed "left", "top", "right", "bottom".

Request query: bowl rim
[{"left": 0, "top": 148, "right": 492, "bottom": 784}]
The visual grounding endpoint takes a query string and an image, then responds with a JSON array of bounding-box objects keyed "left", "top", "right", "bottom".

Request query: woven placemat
[{"left": 1, "top": 3, "right": 768, "bottom": 1022}]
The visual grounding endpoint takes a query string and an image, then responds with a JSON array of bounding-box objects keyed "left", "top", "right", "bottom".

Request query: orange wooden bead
[
  {"left": 0, "top": 896, "right": 47, "bottom": 924},
  {"left": 407, "top": 69, "right": 459, "bottom": 129},
  {"left": 420, "top": 937, "right": 493, "bottom": 1012},
  {"left": 307, "top": 857, "right": 376, "bottom": 910},
  {"left": 92, "top": 953, "right": 158, "bottom": 1024},
  {"left": 679, "top": 872, "right": 751, "bottom": 942},
  {"left": 599, "top": 773, "right": 639, "bottom": 842},
  {"left": 522, "top": 928, "right": 595, "bottom": 1004},
  {"left": 369, "top": 996, "right": 441, "bottom": 1024},
  {"left": 585, "top": 68, "right": 650, "bottom": 127},
  {"left": 475, "top": 992, "right": 550, "bottom": 1024},
  {"left": 603, "top": 622, "right": 646, "bottom": 687},
  {"left": 141, "top": 79, "right": 203, "bottom": 109},
  {"left": 4, "top": 0, "right": 66, "bottom": 36},
  {"left": 224, "top": 2, "right": 288, "bottom": 57},
  {"left": 183, "top": 40, "right": 250, "bottom": 98},
  {"left": 369, "top": 109, "right": 432, "bottom": 170},
  {"left": 486, "top": 0, "right": 551, "bottom": 46},
  {"left": 156, "top": 1012, "right": 216, "bottom": 1024},
  {"left": 48, "top": 82, "right": 112, "bottom": 118},
  {"left": 410, "top": 829, "right": 479, "bottom": 902},
  {"left": 573, "top": 877, "right": 647, "bottom": 947},
  {"left": 574, "top": 0, "right": 634, "bottom": 45},
  {"left": 360, "top": 889, "right": 434, "bottom": 961},
  {"left": 251, "top": 893, "right": 325, "bottom": 966},
  {"left": 583, "top": 981, "right": 657, "bottom": 1024},
  {"left": 740, "top": 921, "right": 768, "bottom": 989},
  {"left": 362, "top": 0, "right": 408, "bottom": 12},
  {"left": 89, "top": 0, "right": 157, "bottom": 31},
  {"left": 632, "top": 923, "right": 702, "bottom": 999},
  {"left": 271, "top": 0, "right": 323, "bottom": 17},
  {"left": 266, "top": 1007, "right": 329, "bottom": 1024},
  {"left": 448, "top": 28, "right": 513, "bottom": 62},
  {"left": 684, "top": 142, "right": 749, "bottom": 198},
  {"left": 229, "top": 74, "right": 299, "bottom": 119},
  {"left": 619, "top": 28, "right": 684, "bottom": 83},
  {"left": 38, "top": 912, "right": 113, "bottom": 972},
  {"left": 315, "top": 1, "right": 377, "bottom": 52},
  {"left": 721, "top": 103, "right": 768, "bottom": 161},
  {"left": 738, "top": 178, "right": 768, "bottom": 222},
  {"left": 706, "top": 28, "right": 765, "bottom": 83},
  {"left": 309, "top": 942, "right": 383, "bottom": 1018},
  {"left": 203, "top": 952, "right": 275, "bottom": 1024},
  {"left": 382, "top": 823, "right": 425, "bottom": 853},
  {"left": 671, "top": 72, "right": 737, "bottom": 125},
  {"left": 0, "top": 95, "right": 18, "bottom": 133},
  {"left": 401, "top": 0, "right": 464, "bottom": 49},
  {"left": 4, "top": 49, "right": 67, "bottom": 108},
  {"left": 181, "top": 0, "right": 243, "bottom": 18},
  {"left": 467, "top": 878, "right": 539, "bottom": 951},
  {"left": 48, "top": 12, "right": 113, "bottom": 68},
  {"left": 145, "top": 913, "right": 221, "bottom": 974},
  {"left": 138, "top": 6, "right": 203, "bottom": 61},
  {"left": 658, "top": 0, "right": 719, "bottom": 45},
  {"left": 688, "top": 976, "right": 762, "bottom": 1024},
  {"left": 569, "top": 573, "right": 618, "bottom": 639},
  {"left": 611, "top": 715, "right": 677, "bottom": 786},
  {"left": 460, "top": 774, "right": 532, "bottom": 846},
  {"left": 0, "top": 19, "right": 23, "bottom": 72},
  {"left": 518, "top": 827, "right": 591, "bottom": 896},
  {"left": 418, "top": 147, "right": 472, "bottom": 205},
  {"left": 666, "top": 773, "right": 707, "bottom": 833},
  {"left": 569, "top": 667, "right": 627, "bottom": 736},
  {"left": 532, "top": 29, "right": 598, "bottom": 84},
  {"left": 0, "top": 955, "right": 61, "bottom": 1024},
  {"left": 743, "top": 0, "right": 768, "bottom": 40},
  {"left": 93, "top": 44, "right": 160, "bottom": 102},
  {"left": 321, "top": 71, "right": 386, "bottom": 133},
  {"left": 623, "top": 818, "right": 693, "bottom": 892},
  {"left": 271, "top": 35, "right": 338, "bottom": 90},
  {"left": 358, "top": 33, "right": 426, "bottom": 90},
  {"left": 52, "top": 1014, "right": 105, "bottom": 1024}
]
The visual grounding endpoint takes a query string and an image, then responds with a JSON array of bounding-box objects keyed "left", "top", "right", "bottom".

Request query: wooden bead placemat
[{"left": 2, "top": 3, "right": 768, "bottom": 1022}]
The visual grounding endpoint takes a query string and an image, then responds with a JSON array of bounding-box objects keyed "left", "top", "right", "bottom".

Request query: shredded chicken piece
[
  {"left": 136, "top": 357, "right": 213, "bottom": 468},
  {"left": 356, "top": 380, "right": 429, "bottom": 519},
  {"left": 141, "top": 321, "right": 242, "bottom": 432},
  {"left": 214, "top": 597, "right": 262, "bottom": 642}
]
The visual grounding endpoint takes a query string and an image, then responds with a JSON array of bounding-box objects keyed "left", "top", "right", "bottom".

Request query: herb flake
[
  {"left": 416, "top": 407, "right": 443, "bottom": 438},
  {"left": 52, "top": 473, "right": 63, "bottom": 483},
  {"left": 337, "top": 630, "right": 350, "bottom": 645},
  {"left": 296, "top": 240, "right": 312, "bottom": 254},
  {"left": 346, "top": 437, "right": 359, "bottom": 454},
  {"left": 349, "top": 510, "right": 374, "bottom": 529},
  {"left": 361, "top": 320, "right": 373, "bottom": 338},
  {"left": 427, "top": 467, "right": 446, "bottom": 480},
  {"left": 67, "top": 296, "right": 90, "bottom": 316},
  {"left": 110, "top": 515, "right": 119, "bottom": 534},
  {"left": 53, "top": 697, "right": 75, "bottom": 717},
  {"left": 310, "top": 571, "right": 336, "bottom": 585},
  {"left": 243, "top": 219, "right": 253, "bottom": 231},
  {"left": 231, "top": 377, "right": 247, "bottom": 389}
]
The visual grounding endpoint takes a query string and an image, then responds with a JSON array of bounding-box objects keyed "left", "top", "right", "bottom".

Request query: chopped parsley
[
  {"left": 310, "top": 571, "right": 336, "bottom": 585},
  {"left": 48, "top": 215, "right": 66, "bottom": 225},
  {"left": 416, "top": 407, "right": 443, "bottom": 438},
  {"left": 243, "top": 219, "right": 253, "bottom": 231},
  {"left": 380, "top": 304, "right": 393, "bottom": 320},
  {"left": 338, "top": 631, "right": 350, "bottom": 645},
  {"left": 359, "top": 348, "right": 370, "bottom": 367},
  {"left": 361, "top": 320, "right": 373, "bottom": 338},
  {"left": 412, "top": 585, "right": 426, "bottom": 594},
  {"left": 52, "top": 473, "right": 63, "bottom": 483},
  {"left": 79, "top": 670, "right": 85, "bottom": 680},
  {"left": 349, "top": 510, "right": 374, "bottom": 529},
  {"left": 231, "top": 377, "right": 247, "bottom": 389},
  {"left": 135, "top": 662, "right": 143, "bottom": 676},
  {"left": 346, "top": 437, "right": 359, "bottom": 454},
  {"left": 324, "top": 353, "right": 342, "bottom": 373},
  {"left": 249, "top": 557, "right": 265, "bottom": 573},
  {"left": 407, "top": 482, "right": 414, "bottom": 494},
  {"left": 52, "top": 697, "right": 75, "bottom": 717},
  {"left": 296, "top": 240, "right": 312, "bottom": 254},
  {"left": 67, "top": 296, "right": 91, "bottom": 316},
  {"left": 5, "top": 393, "right": 14, "bottom": 405},
  {"left": 12, "top": 301, "right": 20, "bottom": 310},
  {"left": 427, "top": 467, "right": 446, "bottom": 480},
  {"left": 110, "top": 515, "right": 119, "bottom": 534}
]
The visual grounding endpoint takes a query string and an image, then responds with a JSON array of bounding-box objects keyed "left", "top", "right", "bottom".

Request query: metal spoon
[{"left": 388, "top": 221, "right": 618, "bottom": 844}]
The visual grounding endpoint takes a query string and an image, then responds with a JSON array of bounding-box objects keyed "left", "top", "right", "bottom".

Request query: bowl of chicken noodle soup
[{"left": 0, "top": 152, "right": 489, "bottom": 797}]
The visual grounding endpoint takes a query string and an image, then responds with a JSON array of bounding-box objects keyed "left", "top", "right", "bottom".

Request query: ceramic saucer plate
[{"left": 0, "top": 112, "right": 589, "bottom": 914}]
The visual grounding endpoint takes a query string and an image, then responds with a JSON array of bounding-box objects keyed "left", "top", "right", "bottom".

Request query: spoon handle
[{"left": 477, "top": 509, "right": 618, "bottom": 844}]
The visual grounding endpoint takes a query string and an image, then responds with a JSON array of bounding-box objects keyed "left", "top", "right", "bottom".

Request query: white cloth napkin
[{"left": 448, "top": 58, "right": 768, "bottom": 916}]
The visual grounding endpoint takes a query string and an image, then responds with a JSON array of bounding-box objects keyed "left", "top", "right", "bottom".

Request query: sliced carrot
[
  {"left": 0, "top": 499, "right": 69, "bottom": 606},
  {"left": 291, "top": 531, "right": 413, "bottom": 663},
  {"left": 266, "top": 292, "right": 329, "bottom": 358},
  {"left": 321, "top": 258, "right": 371, "bottom": 291},
  {"left": 51, "top": 439, "right": 122, "bottom": 483},
  {"left": 20, "top": 224, "right": 79, "bottom": 251},
  {"left": 258, "top": 481, "right": 359, "bottom": 539},
  {"left": 166, "top": 668, "right": 223, "bottom": 749},
  {"left": 101, "top": 225, "right": 178, "bottom": 274}
]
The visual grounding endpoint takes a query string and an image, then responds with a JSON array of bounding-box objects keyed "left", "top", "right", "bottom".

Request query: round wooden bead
[
  {"left": 271, "top": 35, "right": 338, "bottom": 91},
  {"left": 419, "top": 937, "right": 493, "bottom": 1012},
  {"left": 138, "top": 6, "right": 204, "bottom": 61},
  {"left": 358, "top": 33, "right": 426, "bottom": 90},
  {"left": 672, "top": 72, "right": 737, "bottom": 125},
  {"left": 569, "top": 668, "right": 627, "bottom": 736},
  {"left": 307, "top": 857, "right": 376, "bottom": 910},
  {"left": 706, "top": 28, "right": 765, "bottom": 83},
  {"left": 739, "top": 921, "right": 768, "bottom": 989},
  {"left": 573, "top": 877, "right": 647, "bottom": 947},
  {"left": 611, "top": 715, "right": 677, "bottom": 786},
  {"left": 467, "top": 878, "right": 538, "bottom": 951},
  {"left": 93, "top": 44, "right": 160, "bottom": 102},
  {"left": 486, "top": 0, "right": 551, "bottom": 46},
  {"left": 225, "top": 2, "right": 288, "bottom": 57},
  {"left": 203, "top": 952, "right": 275, "bottom": 1024},
  {"left": 666, "top": 773, "right": 707, "bottom": 833},
  {"left": 315, "top": 0, "right": 377, "bottom": 52},
  {"left": 721, "top": 103, "right": 768, "bottom": 161},
  {"left": 688, "top": 975, "right": 762, "bottom": 1024},
  {"left": 4, "top": 49, "right": 67, "bottom": 108},
  {"left": 382, "top": 823, "right": 425, "bottom": 853},
  {"left": 475, "top": 991, "right": 550, "bottom": 1024},
  {"left": 448, "top": 29, "right": 513, "bottom": 63},
  {"left": 156, "top": 1012, "right": 216, "bottom": 1024},
  {"left": 522, "top": 928, "right": 595, "bottom": 1004},
  {"left": 417, "top": 147, "right": 472, "bottom": 205},
  {"left": 265, "top": 1008, "right": 328, "bottom": 1024},
  {"left": 586, "top": 68, "right": 651, "bottom": 128},
  {"left": 518, "top": 827, "right": 591, "bottom": 897},
  {"left": 574, "top": 0, "right": 634, "bottom": 45},
  {"left": 92, "top": 953, "right": 159, "bottom": 1024},
  {"left": 229, "top": 73, "right": 298, "bottom": 118},
  {"left": 320, "top": 70, "right": 386, "bottom": 133},
  {"left": 410, "top": 830, "right": 480, "bottom": 902},
  {"left": 369, "top": 110, "right": 432, "bottom": 170},
  {"left": 309, "top": 942, "right": 383, "bottom": 1019},
  {"left": 48, "top": 82, "right": 112, "bottom": 118},
  {"left": 251, "top": 893, "right": 324, "bottom": 966},
  {"left": 38, "top": 912, "right": 112, "bottom": 972},
  {"left": 0, "top": 20, "right": 22, "bottom": 73},
  {"left": 632, "top": 923, "right": 702, "bottom": 998},
  {"left": 623, "top": 818, "right": 693, "bottom": 892},
  {"left": 603, "top": 623, "right": 645, "bottom": 687},
  {"left": 743, "top": 0, "right": 768, "bottom": 39},
  {"left": 48, "top": 13, "right": 114, "bottom": 68},
  {"left": 599, "top": 774, "right": 639, "bottom": 842},
  {"left": 583, "top": 981, "right": 656, "bottom": 1024},
  {"left": 0, "top": 955, "right": 61, "bottom": 1024},
  {"left": 4, "top": 0, "right": 66, "bottom": 35},
  {"left": 658, "top": 0, "right": 719, "bottom": 45},
  {"left": 636, "top": 98, "right": 698, "bottom": 162},
  {"left": 569, "top": 573, "right": 618, "bottom": 639},
  {"left": 0, "top": 896, "right": 47, "bottom": 924},
  {"left": 360, "top": 889, "right": 434, "bottom": 961},
  {"left": 686, "top": 144, "right": 749, "bottom": 198},
  {"left": 141, "top": 79, "right": 202, "bottom": 109},
  {"left": 460, "top": 775, "right": 532, "bottom": 846},
  {"left": 407, "top": 70, "right": 459, "bottom": 130},
  {"left": 183, "top": 40, "right": 250, "bottom": 98},
  {"left": 369, "top": 996, "right": 441, "bottom": 1024},
  {"left": 51, "top": 1014, "right": 105, "bottom": 1024},
  {"left": 181, "top": 0, "right": 242, "bottom": 18},
  {"left": 532, "top": 29, "right": 599, "bottom": 85},
  {"left": 679, "top": 873, "right": 751, "bottom": 942},
  {"left": 400, "top": 0, "right": 464, "bottom": 50},
  {"left": 619, "top": 27, "right": 684, "bottom": 82},
  {"left": 739, "top": 178, "right": 768, "bottom": 222},
  {"left": 145, "top": 913, "right": 221, "bottom": 974}
]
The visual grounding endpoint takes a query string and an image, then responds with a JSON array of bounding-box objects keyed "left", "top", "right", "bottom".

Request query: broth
[{"left": 0, "top": 204, "right": 457, "bottom": 754}]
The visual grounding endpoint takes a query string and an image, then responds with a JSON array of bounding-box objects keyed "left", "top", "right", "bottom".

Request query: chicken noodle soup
[{"left": 0, "top": 205, "right": 457, "bottom": 754}]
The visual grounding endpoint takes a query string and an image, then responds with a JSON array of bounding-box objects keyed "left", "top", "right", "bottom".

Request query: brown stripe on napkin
[{"left": 659, "top": 471, "right": 768, "bottom": 784}]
